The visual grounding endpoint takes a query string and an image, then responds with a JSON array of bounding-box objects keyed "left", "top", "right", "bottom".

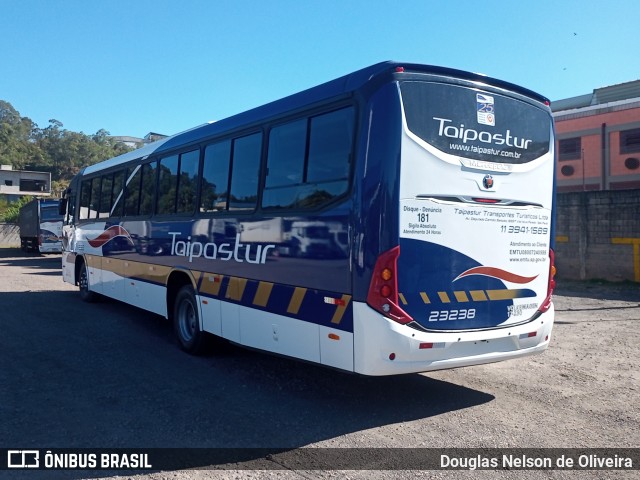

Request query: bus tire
[
  {"left": 78, "top": 262, "right": 97, "bottom": 303},
  {"left": 174, "top": 285, "right": 208, "bottom": 355}
]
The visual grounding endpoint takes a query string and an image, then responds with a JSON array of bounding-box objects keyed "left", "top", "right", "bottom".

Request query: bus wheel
[
  {"left": 174, "top": 285, "right": 208, "bottom": 355},
  {"left": 78, "top": 262, "right": 97, "bottom": 303}
]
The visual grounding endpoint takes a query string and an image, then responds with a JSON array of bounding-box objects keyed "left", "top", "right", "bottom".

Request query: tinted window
[
  {"left": 41, "top": 206, "right": 62, "bottom": 222},
  {"left": 139, "top": 161, "right": 157, "bottom": 216},
  {"left": 262, "top": 107, "right": 353, "bottom": 211},
  {"left": 98, "top": 174, "right": 113, "bottom": 218},
  {"left": 157, "top": 155, "right": 179, "bottom": 215},
  {"left": 229, "top": 133, "right": 262, "bottom": 211},
  {"left": 124, "top": 166, "right": 142, "bottom": 216},
  {"left": 201, "top": 141, "right": 231, "bottom": 212},
  {"left": 266, "top": 119, "right": 306, "bottom": 188},
  {"left": 90, "top": 177, "right": 102, "bottom": 219},
  {"left": 177, "top": 149, "right": 199, "bottom": 214},
  {"left": 400, "top": 82, "right": 551, "bottom": 164},
  {"left": 111, "top": 170, "right": 126, "bottom": 217},
  {"left": 307, "top": 108, "right": 353, "bottom": 182},
  {"left": 79, "top": 179, "right": 91, "bottom": 220}
]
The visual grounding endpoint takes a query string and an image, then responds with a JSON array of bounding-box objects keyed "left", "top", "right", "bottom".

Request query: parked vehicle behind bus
[
  {"left": 18, "top": 198, "right": 63, "bottom": 253},
  {"left": 60, "top": 62, "right": 556, "bottom": 375}
]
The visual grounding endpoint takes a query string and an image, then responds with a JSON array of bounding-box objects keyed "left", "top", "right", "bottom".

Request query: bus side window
[
  {"left": 263, "top": 119, "right": 307, "bottom": 210},
  {"left": 228, "top": 133, "right": 262, "bottom": 212},
  {"left": 90, "top": 177, "right": 102, "bottom": 219},
  {"left": 140, "top": 161, "right": 157, "bottom": 216},
  {"left": 79, "top": 179, "right": 92, "bottom": 220},
  {"left": 63, "top": 193, "right": 76, "bottom": 225},
  {"left": 124, "top": 166, "right": 143, "bottom": 217},
  {"left": 98, "top": 173, "right": 113, "bottom": 219},
  {"left": 307, "top": 107, "right": 354, "bottom": 183},
  {"left": 158, "top": 155, "right": 178, "bottom": 215},
  {"left": 262, "top": 107, "right": 354, "bottom": 211},
  {"left": 110, "top": 169, "right": 126, "bottom": 217},
  {"left": 200, "top": 141, "right": 231, "bottom": 212},
  {"left": 177, "top": 149, "right": 199, "bottom": 214}
]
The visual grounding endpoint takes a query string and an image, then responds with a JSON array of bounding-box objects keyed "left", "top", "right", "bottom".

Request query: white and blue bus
[{"left": 60, "top": 62, "right": 556, "bottom": 375}]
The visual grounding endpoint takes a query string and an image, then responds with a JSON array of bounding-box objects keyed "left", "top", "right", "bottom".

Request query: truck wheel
[
  {"left": 174, "top": 285, "right": 208, "bottom": 355},
  {"left": 78, "top": 262, "right": 97, "bottom": 303}
]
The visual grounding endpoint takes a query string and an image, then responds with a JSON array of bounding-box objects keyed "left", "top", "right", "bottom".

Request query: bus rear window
[
  {"left": 400, "top": 82, "right": 551, "bottom": 164},
  {"left": 41, "top": 207, "right": 62, "bottom": 222}
]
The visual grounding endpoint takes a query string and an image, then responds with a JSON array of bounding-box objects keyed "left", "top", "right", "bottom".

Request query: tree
[
  {"left": 0, "top": 100, "right": 136, "bottom": 220},
  {"left": 0, "top": 100, "right": 39, "bottom": 169},
  {"left": 0, "top": 100, "right": 134, "bottom": 191}
]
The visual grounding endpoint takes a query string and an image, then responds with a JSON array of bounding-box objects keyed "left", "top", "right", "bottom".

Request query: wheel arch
[
  {"left": 166, "top": 269, "right": 198, "bottom": 321},
  {"left": 74, "top": 254, "right": 86, "bottom": 286}
]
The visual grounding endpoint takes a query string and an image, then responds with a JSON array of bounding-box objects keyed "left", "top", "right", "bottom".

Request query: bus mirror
[{"left": 58, "top": 198, "right": 67, "bottom": 216}]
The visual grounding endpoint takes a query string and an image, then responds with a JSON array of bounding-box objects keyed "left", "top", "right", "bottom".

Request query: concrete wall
[
  {"left": 0, "top": 223, "right": 20, "bottom": 247},
  {"left": 556, "top": 190, "right": 640, "bottom": 282}
]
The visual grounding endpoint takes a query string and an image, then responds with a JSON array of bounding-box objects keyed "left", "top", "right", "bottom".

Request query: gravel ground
[
  {"left": 0, "top": 250, "right": 638, "bottom": 480},
  {"left": 86, "top": 281, "right": 640, "bottom": 479}
]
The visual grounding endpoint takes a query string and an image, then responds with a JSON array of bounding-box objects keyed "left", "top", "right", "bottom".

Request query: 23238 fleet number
[{"left": 428, "top": 309, "right": 476, "bottom": 322}]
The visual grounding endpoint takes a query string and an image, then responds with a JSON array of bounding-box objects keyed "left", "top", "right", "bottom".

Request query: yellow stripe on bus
[
  {"left": 437, "top": 291, "right": 451, "bottom": 303},
  {"left": 253, "top": 281, "right": 274, "bottom": 307},
  {"left": 486, "top": 289, "right": 520, "bottom": 301},
  {"left": 398, "top": 293, "right": 408, "bottom": 305},
  {"left": 226, "top": 277, "right": 248, "bottom": 301},
  {"left": 454, "top": 291, "right": 469, "bottom": 302},
  {"left": 287, "top": 287, "right": 307, "bottom": 315},
  {"left": 331, "top": 295, "right": 352, "bottom": 325},
  {"left": 470, "top": 290, "right": 488, "bottom": 301}
]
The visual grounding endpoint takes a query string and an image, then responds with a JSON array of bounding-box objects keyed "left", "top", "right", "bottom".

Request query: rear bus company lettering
[
  {"left": 169, "top": 232, "right": 275, "bottom": 264},
  {"left": 433, "top": 117, "right": 533, "bottom": 150}
]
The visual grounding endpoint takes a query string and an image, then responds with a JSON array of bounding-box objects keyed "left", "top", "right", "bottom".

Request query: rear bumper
[
  {"left": 353, "top": 302, "right": 554, "bottom": 375},
  {"left": 39, "top": 243, "right": 62, "bottom": 253}
]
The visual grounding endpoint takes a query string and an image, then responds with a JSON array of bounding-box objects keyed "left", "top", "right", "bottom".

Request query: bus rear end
[
  {"left": 357, "top": 70, "right": 555, "bottom": 375},
  {"left": 39, "top": 201, "right": 64, "bottom": 254}
]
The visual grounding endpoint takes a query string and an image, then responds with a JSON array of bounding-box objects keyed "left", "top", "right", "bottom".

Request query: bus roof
[{"left": 83, "top": 61, "right": 549, "bottom": 176}]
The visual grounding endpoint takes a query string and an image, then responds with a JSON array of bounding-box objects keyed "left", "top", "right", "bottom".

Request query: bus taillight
[
  {"left": 367, "top": 246, "right": 413, "bottom": 324},
  {"left": 538, "top": 249, "right": 556, "bottom": 313}
]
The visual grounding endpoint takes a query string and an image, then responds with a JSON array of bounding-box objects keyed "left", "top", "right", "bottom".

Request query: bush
[{"left": 1, "top": 196, "right": 33, "bottom": 223}]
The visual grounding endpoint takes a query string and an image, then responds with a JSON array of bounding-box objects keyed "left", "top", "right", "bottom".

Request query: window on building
[
  {"left": 558, "top": 137, "right": 581, "bottom": 161},
  {"left": 19, "top": 179, "right": 47, "bottom": 192},
  {"left": 620, "top": 128, "right": 640, "bottom": 154}
]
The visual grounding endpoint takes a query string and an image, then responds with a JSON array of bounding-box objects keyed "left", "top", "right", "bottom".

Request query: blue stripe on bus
[
  {"left": 197, "top": 273, "right": 354, "bottom": 333},
  {"left": 398, "top": 238, "right": 538, "bottom": 329}
]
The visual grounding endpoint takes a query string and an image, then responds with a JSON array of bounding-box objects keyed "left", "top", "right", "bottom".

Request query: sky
[{"left": 1, "top": 0, "right": 639, "bottom": 138}]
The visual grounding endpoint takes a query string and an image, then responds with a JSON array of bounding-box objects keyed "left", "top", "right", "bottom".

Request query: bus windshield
[{"left": 400, "top": 81, "right": 551, "bottom": 164}]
